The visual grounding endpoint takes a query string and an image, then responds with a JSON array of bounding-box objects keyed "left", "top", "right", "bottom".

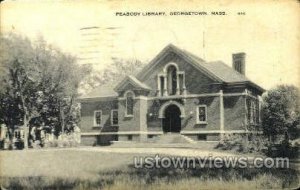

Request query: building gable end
[{"left": 136, "top": 44, "right": 223, "bottom": 83}]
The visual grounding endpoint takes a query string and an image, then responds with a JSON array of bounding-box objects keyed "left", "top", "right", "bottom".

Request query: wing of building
[{"left": 78, "top": 44, "right": 265, "bottom": 146}]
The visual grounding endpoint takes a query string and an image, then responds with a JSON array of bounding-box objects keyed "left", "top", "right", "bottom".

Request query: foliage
[
  {"left": 0, "top": 33, "right": 89, "bottom": 148},
  {"left": 261, "top": 84, "right": 300, "bottom": 142},
  {"left": 215, "top": 134, "right": 268, "bottom": 153},
  {"left": 79, "top": 58, "right": 146, "bottom": 95}
]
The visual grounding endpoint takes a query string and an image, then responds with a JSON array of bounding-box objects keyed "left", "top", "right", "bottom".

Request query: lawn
[{"left": 0, "top": 148, "right": 299, "bottom": 189}]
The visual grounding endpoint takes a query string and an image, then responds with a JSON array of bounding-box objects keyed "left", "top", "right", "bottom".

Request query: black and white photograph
[{"left": 0, "top": 0, "right": 299, "bottom": 189}]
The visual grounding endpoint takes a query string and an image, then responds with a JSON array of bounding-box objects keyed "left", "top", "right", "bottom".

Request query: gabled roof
[
  {"left": 78, "top": 76, "right": 151, "bottom": 100},
  {"left": 79, "top": 44, "right": 265, "bottom": 100},
  {"left": 203, "top": 61, "right": 249, "bottom": 83},
  {"left": 136, "top": 44, "right": 264, "bottom": 92},
  {"left": 136, "top": 44, "right": 222, "bottom": 82},
  {"left": 114, "top": 75, "right": 151, "bottom": 92},
  {"left": 79, "top": 83, "right": 118, "bottom": 100}
]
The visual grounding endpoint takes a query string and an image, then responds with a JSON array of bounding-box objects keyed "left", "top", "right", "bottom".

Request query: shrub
[
  {"left": 35, "top": 132, "right": 80, "bottom": 148},
  {"left": 215, "top": 134, "right": 268, "bottom": 154}
]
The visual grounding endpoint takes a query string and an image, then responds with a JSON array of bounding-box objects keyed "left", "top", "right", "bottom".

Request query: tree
[
  {"left": 0, "top": 33, "right": 89, "bottom": 148},
  {"left": 261, "top": 85, "right": 300, "bottom": 143},
  {"left": 79, "top": 58, "right": 146, "bottom": 95}
]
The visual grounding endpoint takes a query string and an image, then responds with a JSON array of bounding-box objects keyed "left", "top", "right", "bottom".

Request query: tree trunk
[
  {"left": 19, "top": 93, "right": 29, "bottom": 149},
  {"left": 23, "top": 114, "right": 29, "bottom": 149}
]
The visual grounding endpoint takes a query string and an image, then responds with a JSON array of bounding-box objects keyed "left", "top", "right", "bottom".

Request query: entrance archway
[{"left": 162, "top": 105, "right": 181, "bottom": 133}]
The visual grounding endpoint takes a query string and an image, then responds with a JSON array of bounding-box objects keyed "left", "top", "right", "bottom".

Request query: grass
[{"left": 0, "top": 149, "right": 299, "bottom": 189}]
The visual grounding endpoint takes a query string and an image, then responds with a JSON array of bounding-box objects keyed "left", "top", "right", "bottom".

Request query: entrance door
[{"left": 162, "top": 105, "right": 181, "bottom": 133}]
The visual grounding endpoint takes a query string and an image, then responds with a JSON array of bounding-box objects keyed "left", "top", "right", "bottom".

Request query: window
[
  {"left": 94, "top": 110, "right": 102, "bottom": 126},
  {"left": 125, "top": 91, "right": 134, "bottom": 116},
  {"left": 247, "top": 98, "right": 259, "bottom": 125},
  {"left": 158, "top": 63, "right": 185, "bottom": 96},
  {"left": 160, "top": 76, "right": 164, "bottom": 96},
  {"left": 148, "top": 135, "right": 154, "bottom": 139},
  {"left": 197, "top": 134, "right": 207, "bottom": 141},
  {"left": 111, "top": 110, "right": 118, "bottom": 126},
  {"left": 128, "top": 135, "right": 133, "bottom": 141},
  {"left": 178, "top": 73, "right": 184, "bottom": 94},
  {"left": 196, "top": 105, "right": 207, "bottom": 124},
  {"left": 167, "top": 65, "right": 177, "bottom": 95}
]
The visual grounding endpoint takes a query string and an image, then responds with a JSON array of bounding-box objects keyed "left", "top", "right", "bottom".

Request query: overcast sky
[{"left": 1, "top": 0, "right": 299, "bottom": 89}]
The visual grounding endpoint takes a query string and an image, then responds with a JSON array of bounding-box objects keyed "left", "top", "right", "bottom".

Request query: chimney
[{"left": 232, "top": 52, "right": 246, "bottom": 75}]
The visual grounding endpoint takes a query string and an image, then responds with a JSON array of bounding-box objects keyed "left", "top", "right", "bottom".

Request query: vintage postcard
[{"left": 0, "top": 0, "right": 299, "bottom": 189}]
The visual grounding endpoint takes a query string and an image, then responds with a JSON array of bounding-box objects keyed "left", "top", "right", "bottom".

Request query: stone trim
[
  {"left": 81, "top": 130, "right": 263, "bottom": 136},
  {"left": 180, "top": 130, "right": 263, "bottom": 134},
  {"left": 81, "top": 132, "right": 101, "bottom": 136},
  {"left": 81, "top": 131, "right": 164, "bottom": 136},
  {"left": 117, "top": 92, "right": 252, "bottom": 101},
  {"left": 158, "top": 100, "right": 185, "bottom": 118}
]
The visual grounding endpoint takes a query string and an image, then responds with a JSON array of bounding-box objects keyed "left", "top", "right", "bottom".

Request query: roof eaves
[
  {"left": 248, "top": 81, "right": 266, "bottom": 93},
  {"left": 128, "top": 75, "right": 151, "bottom": 90},
  {"left": 225, "top": 81, "right": 265, "bottom": 94},
  {"left": 114, "top": 75, "right": 151, "bottom": 92},
  {"left": 78, "top": 95, "right": 118, "bottom": 102}
]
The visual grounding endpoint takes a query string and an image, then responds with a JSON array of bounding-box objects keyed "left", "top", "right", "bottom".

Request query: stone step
[
  {"left": 110, "top": 141, "right": 208, "bottom": 148},
  {"left": 109, "top": 133, "right": 219, "bottom": 149},
  {"left": 154, "top": 133, "right": 191, "bottom": 144},
  {"left": 181, "top": 135, "right": 197, "bottom": 144},
  {"left": 110, "top": 140, "right": 219, "bottom": 149}
]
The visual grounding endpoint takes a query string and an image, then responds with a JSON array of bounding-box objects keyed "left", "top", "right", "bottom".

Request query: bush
[
  {"left": 215, "top": 134, "right": 268, "bottom": 154},
  {"left": 43, "top": 133, "right": 80, "bottom": 148},
  {"left": 265, "top": 141, "right": 299, "bottom": 158}
]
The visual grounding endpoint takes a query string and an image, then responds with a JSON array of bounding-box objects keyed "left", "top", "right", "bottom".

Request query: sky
[{"left": 1, "top": 0, "right": 299, "bottom": 90}]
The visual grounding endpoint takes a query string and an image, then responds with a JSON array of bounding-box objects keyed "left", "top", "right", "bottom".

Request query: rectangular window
[
  {"left": 94, "top": 110, "right": 102, "bottom": 126},
  {"left": 250, "top": 100, "right": 254, "bottom": 124},
  {"left": 111, "top": 110, "right": 118, "bottom": 126},
  {"left": 197, "top": 134, "right": 207, "bottom": 141},
  {"left": 160, "top": 76, "right": 164, "bottom": 96},
  {"left": 148, "top": 135, "right": 154, "bottom": 139},
  {"left": 178, "top": 73, "right": 184, "bottom": 95},
  {"left": 247, "top": 98, "right": 258, "bottom": 125},
  {"left": 253, "top": 101, "right": 257, "bottom": 124},
  {"left": 196, "top": 105, "right": 207, "bottom": 124},
  {"left": 128, "top": 135, "right": 133, "bottom": 141}
]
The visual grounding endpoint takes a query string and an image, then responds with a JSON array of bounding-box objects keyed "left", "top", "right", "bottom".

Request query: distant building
[{"left": 78, "top": 44, "right": 264, "bottom": 146}]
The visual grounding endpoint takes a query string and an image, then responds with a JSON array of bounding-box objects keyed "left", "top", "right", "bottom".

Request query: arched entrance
[{"left": 162, "top": 105, "right": 181, "bottom": 133}]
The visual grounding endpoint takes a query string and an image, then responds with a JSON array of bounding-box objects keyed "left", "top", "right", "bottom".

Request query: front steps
[
  {"left": 154, "top": 133, "right": 194, "bottom": 144},
  {"left": 110, "top": 133, "right": 218, "bottom": 149}
]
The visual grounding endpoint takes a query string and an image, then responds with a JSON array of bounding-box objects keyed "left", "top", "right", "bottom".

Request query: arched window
[
  {"left": 125, "top": 91, "right": 134, "bottom": 116},
  {"left": 167, "top": 65, "right": 177, "bottom": 95}
]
